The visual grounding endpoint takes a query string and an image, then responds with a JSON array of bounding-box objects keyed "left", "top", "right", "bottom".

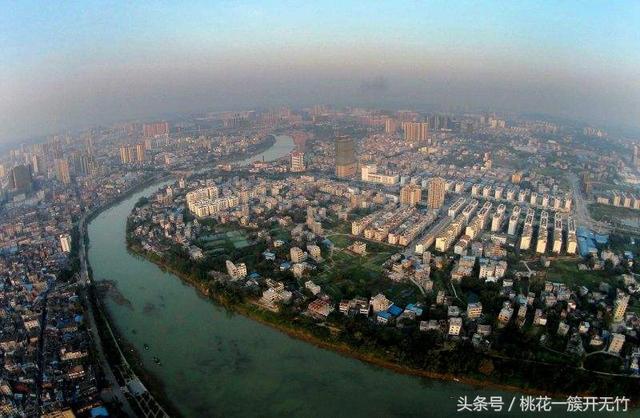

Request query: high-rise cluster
[
  {"left": 402, "top": 121, "right": 429, "bottom": 142},
  {"left": 119, "top": 144, "right": 145, "bottom": 164},
  {"left": 143, "top": 121, "right": 170, "bottom": 137}
]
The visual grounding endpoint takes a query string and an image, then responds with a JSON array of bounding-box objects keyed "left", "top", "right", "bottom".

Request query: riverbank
[
  {"left": 84, "top": 133, "right": 638, "bottom": 416},
  {"left": 127, "top": 242, "right": 622, "bottom": 404},
  {"left": 86, "top": 282, "right": 181, "bottom": 417},
  {"left": 80, "top": 177, "right": 179, "bottom": 417},
  {"left": 84, "top": 174, "right": 167, "bottom": 225},
  {"left": 241, "top": 134, "right": 276, "bottom": 162},
  {"left": 81, "top": 135, "right": 293, "bottom": 417}
]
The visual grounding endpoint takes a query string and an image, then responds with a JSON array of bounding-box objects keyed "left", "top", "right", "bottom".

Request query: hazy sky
[{"left": 1, "top": 1, "right": 639, "bottom": 142}]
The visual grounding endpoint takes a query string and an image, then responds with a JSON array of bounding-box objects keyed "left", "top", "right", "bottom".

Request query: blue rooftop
[
  {"left": 387, "top": 305, "right": 403, "bottom": 316},
  {"left": 90, "top": 406, "right": 109, "bottom": 417},
  {"left": 577, "top": 227, "right": 599, "bottom": 257},
  {"left": 377, "top": 311, "right": 392, "bottom": 320},
  {"left": 262, "top": 251, "right": 276, "bottom": 259},
  {"left": 594, "top": 233, "right": 609, "bottom": 245},
  {"left": 405, "top": 303, "right": 423, "bottom": 316},
  {"left": 279, "top": 262, "right": 291, "bottom": 270}
]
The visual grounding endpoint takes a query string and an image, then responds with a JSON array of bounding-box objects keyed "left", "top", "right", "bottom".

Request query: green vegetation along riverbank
[{"left": 125, "top": 239, "right": 640, "bottom": 405}]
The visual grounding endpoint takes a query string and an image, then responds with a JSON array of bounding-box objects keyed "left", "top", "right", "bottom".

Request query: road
[{"left": 567, "top": 172, "right": 610, "bottom": 233}]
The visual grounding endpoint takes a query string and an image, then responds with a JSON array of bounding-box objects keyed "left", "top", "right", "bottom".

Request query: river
[
  {"left": 237, "top": 134, "right": 297, "bottom": 165},
  {"left": 87, "top": 135, "right": 610, "bottom": 418}
]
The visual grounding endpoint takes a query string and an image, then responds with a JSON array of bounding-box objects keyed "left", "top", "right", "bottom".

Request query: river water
[
  {"left": 237, "top": 134, "right": 297, "bottom": 165},
  {"left": 87, "top": 135, "right": 608, "bottom": 417}
]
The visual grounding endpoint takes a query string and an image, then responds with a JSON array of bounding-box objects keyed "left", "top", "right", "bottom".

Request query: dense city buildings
[
  {"left": 2, "top": 104, "right": 640, "bottom": 416},
  {"left": 3, "top": 1, "right": 639, "bottom": 415},
  {"left": 361, "top": 164, "right": 399, "bottom": 185}
]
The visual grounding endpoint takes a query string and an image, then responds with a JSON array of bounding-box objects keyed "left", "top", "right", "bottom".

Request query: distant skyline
[{"left": 2, "top": 1, "right": 639, "bottom": 142}]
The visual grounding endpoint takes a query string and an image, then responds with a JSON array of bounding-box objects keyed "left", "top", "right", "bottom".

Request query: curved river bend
[{"left": 87, "top": 136, "right": 588, "bottom": 418}]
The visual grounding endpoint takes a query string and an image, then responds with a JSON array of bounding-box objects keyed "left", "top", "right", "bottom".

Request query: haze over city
[
  {"left": 3, "top": 2, "right": 640, "bottom": 417},
  {"left": 2, "top": 0, "right": 640, "bottom": 143}
]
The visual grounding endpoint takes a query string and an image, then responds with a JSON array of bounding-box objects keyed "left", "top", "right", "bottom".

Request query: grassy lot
[
  {"left": 542, "top": 259, "right": 619, "bottom": 289},
  {"left": 323, "top": 217, "right": 351, "bottom": 234},
  {"left": 269, "top": 226, "right": 290, "bottom": 241},
  {"left": 312, "top": 234, "right": 399, "bottom": 300},
  {"left": 589, "top": 203, "right": 640, "bottom": 224},
  {"left": 606, "top": 234, "right": 640, "bottom": 253},
  {"left": 199, "top": 230, "right": 252, "bottom": 251},
  {"left": 309, "top": 232, "right": 430, "bottom": 305},
  {"left": 536, "top": 166, "right": 571, "bottom": 190},
  {"left": 325, "top": 234, "right": 353, "bottom": 248},
  {"left": 314, "top": 255, "right": 388, "bottom": 300},
  {"left": 201, "top": 238, "right": 227, "bottom": 248},
  {"left": 628, "top": 299, "right": 640, "bottom": 315},
  {"left": 226, "top": 230, "right": 251, "bottom": 249}
]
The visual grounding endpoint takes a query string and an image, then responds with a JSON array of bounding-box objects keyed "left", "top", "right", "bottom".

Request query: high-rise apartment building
[
  {"left": 335, "top": 136, "right": 356, "bottom": 178},
  {"left": 119, "top": 145, "right": 131, "bottom": 164},
  {"left": 427, "top": 177, "right": 446, "bottom": 209},
  {"left": 385, "top": 118, "right": 398, "bottom": 134},
  {"left": 136, "top": 143, "right": 145, "bottom": 162},
  {"left": 73, "top": 152, "right": 93, "bottom": 176},
  {"left": 613, "top": 291, "right": 630, "bottom": 322},
  {"left": 55, "top": 158, "right": 71, "bottom": 184},
  {"left": 290, "top": 151, "right": 305, "bottom": 172},
  {"left": 120, "top": 144, "right": 145, "bottom": 164},
  {"left": 400, "top": 184, "right": 422, "bottom": 206},
  {"left": 402, "top": 122, "right": 429, "bottom": 142},
  {"left": 511, "top": 171, "right": 523, "bottom": 184},
  {"left": 143, "top": 121, "right": 169, "bottom": 137},
  {"left": 30, "top": 154, "right": 44, "bottom": 175},
  {"left": 60, "top": 234, "right": 72, "bottom": 253},
  {"left": 429, "top": 114, "right": 452, "bottom": 131},
  {"left": 9, "top": 165, "right": 33, "bottom": 193}
]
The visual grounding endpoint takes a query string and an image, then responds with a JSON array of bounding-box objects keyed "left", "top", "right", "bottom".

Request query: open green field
[
  {"left": 323, "top": 217, "right": 351, "bottom": 234},
  {"left": 628, "top": 299, "right": 640, "bottom": 315},
  {"left": 536, "top": 166, "right": 571, "bottom": 190},
  {"left": 200, "top": 230, "right": 252, "bottom": 251},
  {"left": 325, "top": 234, "right": 353, "bottom": 248},
  {"left": 589, "top": 203, "right": 640, "bottom": 224},
  {"left": 269, "top": 226, "right": 290, "bottom": 241},
  {"left": 225, "top": 230, "right": 251, "bottom": 248},
  {"left": 542, "top": 259, "right": 620, "bottom": 289},
  {"left": 313, "top": 234, "right": 400, "bottom": 301}
]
